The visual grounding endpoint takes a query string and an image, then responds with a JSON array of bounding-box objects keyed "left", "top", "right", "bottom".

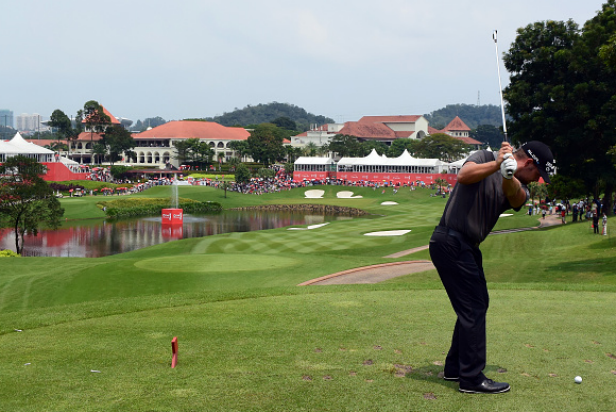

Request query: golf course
[{"left": 1, "top": 184, "right": 615, "bottom": 411}]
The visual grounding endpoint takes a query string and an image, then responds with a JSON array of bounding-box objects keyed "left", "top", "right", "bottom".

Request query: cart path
[
  {"left": 300, "top": 217, "right": 561, "bottom": 286},
  {"left": 298, "top": 261, "right": 435, "bottom": 286}
]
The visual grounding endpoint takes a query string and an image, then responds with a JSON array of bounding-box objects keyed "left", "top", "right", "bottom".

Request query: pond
[{"left": 0, "top": 211, "right": 358, "bottom": 258}]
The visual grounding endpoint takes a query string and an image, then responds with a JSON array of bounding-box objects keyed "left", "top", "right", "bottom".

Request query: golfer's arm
[
  {"left": 457, "top": 161, "right": 499, "bottom": 185},
  {"left": 502, "top": 177, "right": 527, "bottom": 209}
]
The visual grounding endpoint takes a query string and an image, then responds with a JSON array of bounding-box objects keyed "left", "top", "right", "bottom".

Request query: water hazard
[{"left": 0, "top": 211, "right": 356, "bottom": 258}]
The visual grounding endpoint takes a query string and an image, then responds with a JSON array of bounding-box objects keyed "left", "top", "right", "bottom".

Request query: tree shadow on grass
[
  {"left": 547, "top": 257, "right": 616, "bottom": 277},
  {"left": 586, "top": 236, "right": 616, "bottom": 250}
]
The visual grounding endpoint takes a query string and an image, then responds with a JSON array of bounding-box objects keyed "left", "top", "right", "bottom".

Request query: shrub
[
  {"left": 49, "top": 183, "right": 85, "bottom": 192},
  {"left": 0, "top": 249, "right": 20, "bottom": 258},
  {"left": 98, "top": 197, "right": 222, "bottom": 218}
]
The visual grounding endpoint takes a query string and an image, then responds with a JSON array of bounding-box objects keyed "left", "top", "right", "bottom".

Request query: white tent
[
  {"left": 0, "top": 140, "right": 21, "bottom": 162},
  {"left": 59, "top": 156, "right": 79, "bottom": 165},
  {"left": 293, "top": 156, "right": 336, "bottom": 166},
  {"left": 0, "top": 132, "right": 55, "bottom": 162},
  {"left": 447, "top": 158, "right": 466, "bottom": 174},
  {"left": 338, "top": 149, "right": 449, "bottom": 172},
  {"left": 293, "top": 156, "right": 336, "bottom": 173},
  {"left": 0, "top": 140, "right": 21, "bottom": 154}
]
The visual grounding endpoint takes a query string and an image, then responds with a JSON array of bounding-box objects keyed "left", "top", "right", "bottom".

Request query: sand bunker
[
  {"left": 337, "top": 191, "right": 363, "bottom": 199},
  {"left": 288, "top": 223, "right": 330, "bottom": 231},
  {"left": 304, "top": 190, "right": 324, "bottom": 198},
  {"left": 381, "top": 201, "right": 398, "bottom": 205},
  {"left": 364, "top": 229, "right": 411, "bottom": 236}
]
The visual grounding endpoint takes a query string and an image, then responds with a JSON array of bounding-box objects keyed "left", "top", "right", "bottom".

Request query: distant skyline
[{"left": 0, "top": 0, "right": 608, "bottom": 124}]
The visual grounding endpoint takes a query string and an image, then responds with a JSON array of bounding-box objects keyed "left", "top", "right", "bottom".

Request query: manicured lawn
[{"left": 1, "top": 183, "right": 615, "bottom": 411}]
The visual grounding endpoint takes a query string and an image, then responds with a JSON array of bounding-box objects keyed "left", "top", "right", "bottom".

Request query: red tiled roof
[
  {"left": 133, "top": 121, "right": 250, "bottom": 140},
  {"left": 76, "top": 132, "right": 104, "bottom": 141},
  {"left": 456, "top": 136, "right": 483, "bottom": 145},
  {"left": 358, "top": 115, "right": 422, "bottom": 123},
  {"left": 82, "top": 105, "right": 121, "bottom": 125},
  {"left": 25, "top": 139, "right": 61, "bottom": 147},
  {"left": 428, "top": 126, "right": 443, "bottom": 134},
  {"left": 338, "top": 121, "right": 396, "bottom": 139},
  {"left": 394, "top": 131, "right": 415, "bottom": 138},
  {"left": 443, "top": 116, "right": 471, "bottom": 132}
]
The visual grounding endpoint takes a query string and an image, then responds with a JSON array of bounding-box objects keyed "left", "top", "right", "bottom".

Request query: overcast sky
[{"left": 0, "top": 0, "right": 608, "bottom": 124}]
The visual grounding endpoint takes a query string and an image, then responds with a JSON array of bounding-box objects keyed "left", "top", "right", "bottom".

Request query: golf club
[
  {"left": 493, "top": 30, "right": 516, "bottom": 179},
  {"left": 493, "top": 30, "right": 509, "bottom": 143}
]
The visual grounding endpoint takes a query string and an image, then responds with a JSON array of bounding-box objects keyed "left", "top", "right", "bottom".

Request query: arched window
[
  {"left": 163, "top": 152, "right": 170, "bottom": 163},
  {"left": 154, "top": 152, "right": 160, "bottom": 163},
  {"left": 217, "top": 142, "right": 224, "bottom": 148}
]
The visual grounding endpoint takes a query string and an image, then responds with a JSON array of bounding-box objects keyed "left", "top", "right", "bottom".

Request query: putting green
[{"left": 133, "top": 253, "right": 299, "bottom": 273}]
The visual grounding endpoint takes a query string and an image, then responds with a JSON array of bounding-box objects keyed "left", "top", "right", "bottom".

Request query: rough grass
[{"left": 2, "top": 183, "right": 616, "bottom": 411}]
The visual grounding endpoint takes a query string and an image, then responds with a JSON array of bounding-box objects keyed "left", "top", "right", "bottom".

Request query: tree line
[
  {"left": 204, "top": 102, "right": 335, "bottom": 132},
  {"left": 503, "top": 0, "right": 616, "bottom": 210},
  {"left": 48, "top": 100, "right": 136, "bottom": 164},
  {"left": 424, "top": 104, "right": 503, "bottom": 130}
]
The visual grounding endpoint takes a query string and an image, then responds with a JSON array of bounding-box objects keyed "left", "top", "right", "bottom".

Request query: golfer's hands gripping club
[{"left": 500, "top": 153, "right": 516, "bottom": 179}]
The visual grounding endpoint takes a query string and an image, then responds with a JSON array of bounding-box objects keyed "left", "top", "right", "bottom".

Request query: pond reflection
[{"left": 0, "top": 211, "right": 356, "bottom": 258}]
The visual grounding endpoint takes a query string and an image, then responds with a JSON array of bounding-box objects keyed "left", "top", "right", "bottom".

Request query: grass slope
[{"left": 2, "top": 184, "right": 616, "bottom": 411}]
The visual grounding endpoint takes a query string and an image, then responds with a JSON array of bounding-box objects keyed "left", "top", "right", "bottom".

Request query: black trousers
[{"left": 429, "top": 227, "right": 489, "bottom": 385}]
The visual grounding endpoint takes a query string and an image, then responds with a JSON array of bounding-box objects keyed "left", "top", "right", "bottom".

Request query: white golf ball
[{"left": 574, "top": 376, "right": 582, "bottom": 384}]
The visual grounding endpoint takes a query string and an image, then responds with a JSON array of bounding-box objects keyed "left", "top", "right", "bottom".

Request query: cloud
[{"left": 0, "top": 0, "right": 608, "bottom": 121}]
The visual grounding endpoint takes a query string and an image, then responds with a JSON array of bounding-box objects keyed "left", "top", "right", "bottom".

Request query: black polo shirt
[{"left": 438, "top": 150, "right": 527, "bottom": 245}]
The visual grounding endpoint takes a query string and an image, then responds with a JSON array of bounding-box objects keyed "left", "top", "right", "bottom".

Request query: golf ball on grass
[{"left": 574, "top": 376, "right": 582, "bottom": 384}]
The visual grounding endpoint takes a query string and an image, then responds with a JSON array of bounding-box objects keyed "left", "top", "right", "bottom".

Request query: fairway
[
  {"left": 134, "top": 254, "right": 300, "bottom": 273},
  {"left": 2, "top": 290, "right": 615, "bottom": 411},
  {"left": 1, "top": 185, "right": 616, "bottom": 411}
]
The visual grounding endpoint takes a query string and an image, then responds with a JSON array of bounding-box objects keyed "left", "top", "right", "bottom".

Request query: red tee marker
[{"left": 171, "top": 337, "right": 178, "bottom": 368}]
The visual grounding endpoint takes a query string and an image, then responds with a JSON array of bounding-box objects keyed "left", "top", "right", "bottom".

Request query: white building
[
  {"left": 291, "top": 115, "right": 482, "bottom": 151},
  {"left": 16, "top": 113, "right": 47, "bottom": 133},
  {"left": 129, "top": 120, "right": 251, "bottom": 168}
]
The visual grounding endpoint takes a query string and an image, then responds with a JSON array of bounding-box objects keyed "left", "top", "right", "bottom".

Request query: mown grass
[{"left": 2, "top": 184, "right": 616, "bottom": 411}]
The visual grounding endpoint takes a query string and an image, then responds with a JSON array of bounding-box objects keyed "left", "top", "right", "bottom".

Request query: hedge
[{"left": 98, "top": 197, "right": 222, "bottom": 218}]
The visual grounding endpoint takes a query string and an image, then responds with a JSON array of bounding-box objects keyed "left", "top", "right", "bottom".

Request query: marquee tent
[
  {"left": 337, "top": 149, "right": 450, "bottom": 173},
  {"left": 0, "top": 132, "right": 55, "bottom": 162}
]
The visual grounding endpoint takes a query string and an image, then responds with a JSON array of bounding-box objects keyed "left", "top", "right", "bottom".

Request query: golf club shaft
[{"left": 493, "top": 30, "right": 509, "bottom": 143}]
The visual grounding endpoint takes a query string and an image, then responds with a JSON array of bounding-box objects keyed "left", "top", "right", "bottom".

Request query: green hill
[
  {"left": 424, "top": 103, "right": 503, "bottom": 130},
  {"left": 204, "top": 102, "right": 335, "bottom": 131}
]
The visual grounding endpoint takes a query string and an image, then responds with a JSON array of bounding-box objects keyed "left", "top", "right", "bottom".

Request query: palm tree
[
  {"left": 305, "top": 142, "right": 318, "bottom": 156},
  {"left": 92, "top": 142, "right": 107, "bottom": 165},
  {"left": 219, "top": 180, "right": 231, "bottom": 198},
  {"left": 284, "top": 161, "right": 294, "bottom": 179},
  {"left": 435, "top": 177, "right": 448, "bottom": 195},
  {"left": 317, "top": 143, "right": 330, "bottom": 156}
]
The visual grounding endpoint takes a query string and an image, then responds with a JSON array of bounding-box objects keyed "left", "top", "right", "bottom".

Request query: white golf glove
[{"left": 500, "top": 153, "right": 516, "bottom": 179}]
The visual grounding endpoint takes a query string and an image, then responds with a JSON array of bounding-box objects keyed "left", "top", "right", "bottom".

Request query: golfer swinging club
[{"left": 429, "top": 140, "right": 554, "bottom": 394}]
